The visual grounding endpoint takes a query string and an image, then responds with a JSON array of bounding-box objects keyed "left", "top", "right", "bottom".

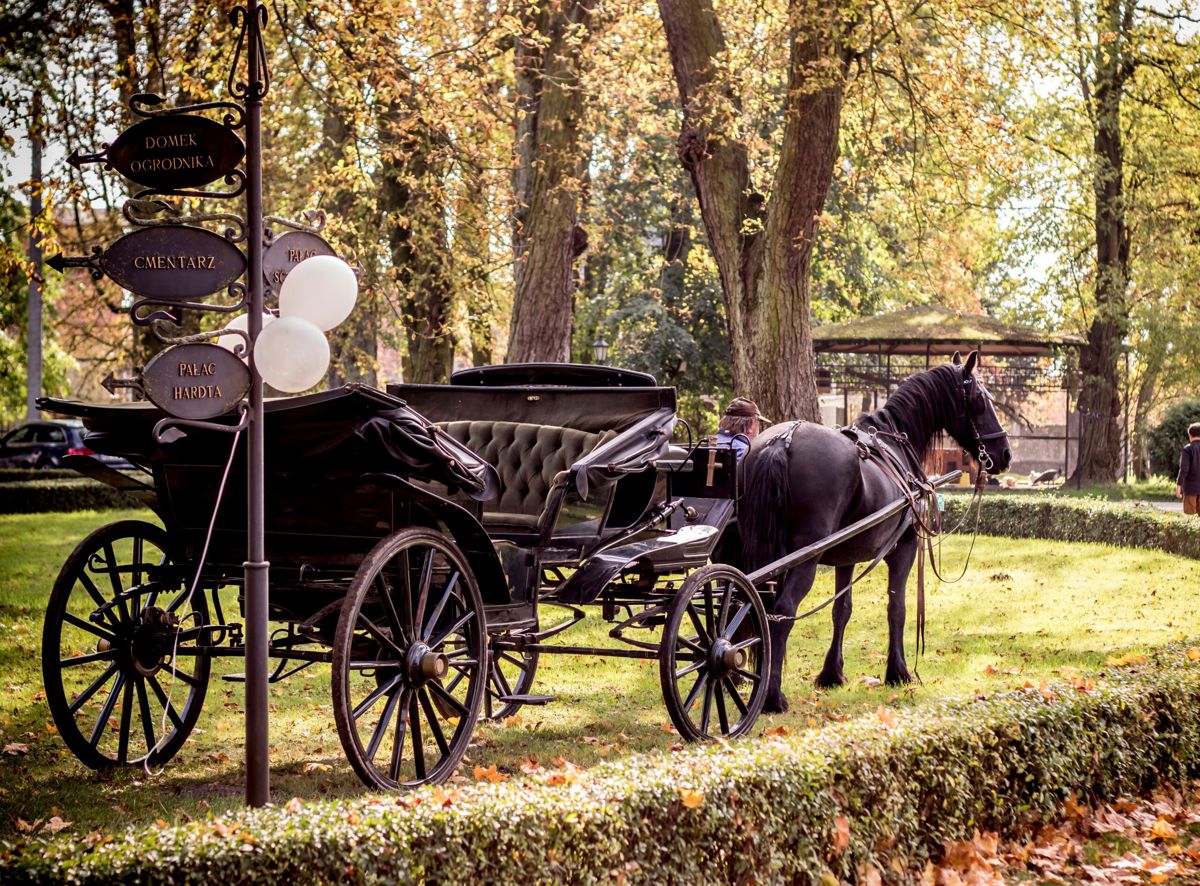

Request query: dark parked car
[{"left": 0, "top": 420, "right": 131, "bottom": 470}]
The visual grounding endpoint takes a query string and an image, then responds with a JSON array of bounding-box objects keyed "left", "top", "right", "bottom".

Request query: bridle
[{"left": 960, "top": 374, "right": 1005, "bottom": 473}]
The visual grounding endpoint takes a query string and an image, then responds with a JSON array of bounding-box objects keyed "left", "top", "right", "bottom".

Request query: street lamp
[{"left": 592, "top": 336, "right": 610, "bottom": 364}]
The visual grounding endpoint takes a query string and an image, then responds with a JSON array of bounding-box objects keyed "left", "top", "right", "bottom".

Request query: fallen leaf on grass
[
  {"left": 303, "top": 762, "right": 331, "bottom": 774},
  {"left": 1106, "top": 653, "right": 1147, "bottom": 667},
  {"left": 1186, "top": 647, "right": 1200, "bottom": 662},
  {"left": 762, "top": 725, "right": 789, "bottom": 737},
  {"left": 42, "top": 816, "right": 71, "bottom": 835},
  {"left": 678, "top": 788, "right": 704, "bottom": 808},
  {"left": 1148, "top": 818, "right": 1176, "bottom": 842},
  {"left": 876, "top": 706, "right": 898, "bottom": 728},
  {"left": 832, "top": 816, "right": 851, "bottom": 856},
  {"left": 3, "top": 742, "right": 28, "bottom": 756},
  {"left": 472, "top": 764, "right": 508, "bottom": 784},
  {"left": 285, "top": 797, "right": 303, "bottom": 814}
]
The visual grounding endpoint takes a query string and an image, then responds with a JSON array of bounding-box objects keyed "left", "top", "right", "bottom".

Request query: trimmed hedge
[
  {"left": 0, "top": 469, "right": 79, "bottom": 483},
  {"left": 0, "top": 479, "right": 139, "bottom": 515},
  {"left": 943, "top": 492, "right": 1200, "bottom": 560},
  {"left": 9, "top": 647, "right": 1200, "bottom": 885}
]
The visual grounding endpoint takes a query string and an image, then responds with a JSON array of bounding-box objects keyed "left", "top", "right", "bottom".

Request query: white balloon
[
  {"left": 278, "top": 255, "right": 358, "bottom": 331},
  {"left": 253, "top": 316, "right": 330, "bottom": 393},
  {"left": 216, "top": 313, "right": 274, "bottom": 356}
]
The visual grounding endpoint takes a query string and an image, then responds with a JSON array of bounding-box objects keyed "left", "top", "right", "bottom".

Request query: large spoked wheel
[
  {"left": 332, "top": 528, "right": 487, "bottom": 789},
  {"left": 42, "top": 520, "right": 210, "bottom": 770},
  {"left": 659, "top": 564, "right": 770, "bottom": 741},
  {"left": 483, "top": 636, "right": 539, "bottom": 721}
]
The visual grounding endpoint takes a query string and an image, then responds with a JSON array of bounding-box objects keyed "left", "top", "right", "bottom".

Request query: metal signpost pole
[
  {"left": 26, "top": 91, "right": 43, "bottom": 420},
  {"left": 243, "top": 1, "right": 270, "bottom": 808}
]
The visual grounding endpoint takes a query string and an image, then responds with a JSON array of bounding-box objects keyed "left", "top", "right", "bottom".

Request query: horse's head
[{"left": 947, "top": 351, "right": 1011, "bottom": 474}]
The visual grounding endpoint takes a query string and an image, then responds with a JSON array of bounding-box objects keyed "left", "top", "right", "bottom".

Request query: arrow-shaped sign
[
  {"left": 66, "top": 147, "right": 108, "bottom": 169},
  {"left": 46, "top": 251, "right": 102, "bottom": 277},
  {"left": 101, "top": 372, "right": 143, "bottom": 397}
]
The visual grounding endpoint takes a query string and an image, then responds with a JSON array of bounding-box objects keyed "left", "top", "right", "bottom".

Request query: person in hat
[{"left": 715, "top": 397, "right": 766, "bottom": 462}]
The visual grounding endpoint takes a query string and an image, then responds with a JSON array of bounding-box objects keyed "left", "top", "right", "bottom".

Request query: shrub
[
  {"left": 0, "top": 479, "right": 138, "bottom": 515},
  {"left": 0, "top": 469, "right": 79, "bottom": 483},
  {"left": 8, "top": 649, "right": 1200, "bottom": 885},
  {"left": 1146, "top": 399, "right": 1200, "bottom": 477},
  {"left": 943, "top": 493, "right": 1200, "bottom": 561}
]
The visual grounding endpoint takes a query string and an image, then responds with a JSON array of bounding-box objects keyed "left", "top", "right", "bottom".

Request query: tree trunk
[
  {"left": 506, "top": 0, "right": 598, "bottom": 364},
  {"left": 657, "top": 0, "right": 849, "bottom": 422},
  {"left": 1072, "top": 0, "right": 1133, "bottom": 483},
  {"left": 380, "top": 119, "right": 454, "bottom": 384}
]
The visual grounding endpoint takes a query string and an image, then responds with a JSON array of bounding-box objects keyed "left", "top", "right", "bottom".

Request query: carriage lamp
[{"left": 592, "top": 336, "right": 610, "bottom": 364}]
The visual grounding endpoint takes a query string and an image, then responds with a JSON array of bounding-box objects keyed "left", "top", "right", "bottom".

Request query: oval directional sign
[
  {"left": 102, "top": 226, "right": 246, "bottom": 300},
  {"left": 142, "top": 343, "right": 250, "bottom": 421},
  {"left": 263, "top": 231, "right": 336, "bottom": 289},
  {"left": 106, "top": 115, "right": 245, "bottom": 190}
]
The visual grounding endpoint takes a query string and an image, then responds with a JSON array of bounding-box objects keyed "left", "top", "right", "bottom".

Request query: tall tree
[
  {"left": 506, "top": 0, "right": 601, "bottom": 364},
  {"left": 656, "top": 0, "right": 859, "bottom": 421}
]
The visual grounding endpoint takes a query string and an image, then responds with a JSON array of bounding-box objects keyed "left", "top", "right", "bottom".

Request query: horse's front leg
[
  {"left": 765, "top": 562, "right": 819, "bottom": 713},
  {"left": 884, "top": 535, "right": 918, "bottom": 685},
  {"left": 815, "top": 564, "right": 854, "bottom": 688}
]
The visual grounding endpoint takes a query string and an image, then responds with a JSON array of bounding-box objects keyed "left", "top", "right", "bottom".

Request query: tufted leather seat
[{"left": 437, "top": 421, "right": 614, "bottom": 535}]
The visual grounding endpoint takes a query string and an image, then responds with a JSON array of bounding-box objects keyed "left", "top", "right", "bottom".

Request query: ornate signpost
[{"left": 45, "top": 1, "right": 310, "bottom": 807}]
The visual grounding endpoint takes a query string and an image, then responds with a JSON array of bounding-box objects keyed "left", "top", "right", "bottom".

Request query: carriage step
[
  {"left": 222, "top": 673, "right": 247, "bottom": 682},
  {"left": 496, "top": 693, "right": 555, "bottom": 706}
]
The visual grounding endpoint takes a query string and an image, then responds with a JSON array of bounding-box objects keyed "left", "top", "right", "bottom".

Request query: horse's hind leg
[
  {"left": 764, "top": 562, "right": 819, "bottom": 713},
  {"left": 815, "top": 565, "right": 854, "bottom": 688},
  {"left": 884, "top": 537, "right": 918, "bottom": 685}
]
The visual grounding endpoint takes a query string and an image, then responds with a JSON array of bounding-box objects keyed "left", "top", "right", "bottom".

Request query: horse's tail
[{"left": 740, "top": 428, "right": 794, "bottom": 571}]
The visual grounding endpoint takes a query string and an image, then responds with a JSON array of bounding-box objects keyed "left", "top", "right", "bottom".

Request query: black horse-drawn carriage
[{"left": 38, "top": 364, "right": 772, "bottom": 789}]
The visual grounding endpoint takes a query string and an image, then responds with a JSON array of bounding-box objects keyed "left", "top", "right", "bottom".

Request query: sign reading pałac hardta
[
  {"left": 141, "top": 342, "right": 251, "bottom": 421},
  {"left": 70, "top": 114, "right": 245, "bottom": 191}
]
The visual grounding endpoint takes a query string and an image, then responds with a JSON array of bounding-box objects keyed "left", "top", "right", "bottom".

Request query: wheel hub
[
  {"left": 406, "top": 642, "right": 448, "bottom": 684},
  {"left": 130, "top": 606, "right": 180, "bottom": 677},
  {"left": 709, "top": 638, "right": 746, "bottom": 677}
]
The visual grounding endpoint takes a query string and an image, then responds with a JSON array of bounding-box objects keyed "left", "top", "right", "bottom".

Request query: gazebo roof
[{"left": 811, "top": 305, "right": 1084, "bottom": 357}]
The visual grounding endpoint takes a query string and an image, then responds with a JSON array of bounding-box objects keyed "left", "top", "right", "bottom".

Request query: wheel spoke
[
  {"left": 491, "top": 659, "right": 513, "bottom": 699},
  {"left": 116, "top": 676, "right": 134, "bottom": 763},
  {"left": 76, "top": 572, "right": 121, "bottom": 632},
  {"left": 723, "top": 676, "right": 749, "bottom": 716},
  {"left": 388, "top": 689, "right": 412, "bottom": 781},
  {"left": 89, "top": 672, "right": 125, "bottom": 748},
  {"left": 421, "top": 571, "right": 459, "bottom": 641},
  {"left": 353, "top": 672, "right": 405, "bottom": 721},
  {"left": 146, "top": 675, "right": 185, "bottom": 730},
  {"left": 714, "top": 679, "right": 729, "bottom": 735},
  {"left": 365, "top": 685, "right": 402, "bottom": 763},
  {"left": 398, "top": 548, "right": 416, "bottom": 639},
  {"left": 131, "top": 536, "right": 144, "bottom": 617},
  {"left": 699, "top": 678, "right": 715, "bottom": 734},
  {"left": 355, "top": 614, "right": 406, "bottom": 659},
  {"left": 161, "top": 661, "right": 200, "bottom": 688},
  {"left": 674, "top": 659, "right": 706, "bottom": 680},
  {"left": 102, "top": 544, "right": 133, "bottom": 627},
  {"left": 136, "top": 677, "right": 156, "bottom": 756},
  {"left": 717, "top": 580, "right": 733, "bottom": 634},
  {"left": 69, "top": 662, "right": 119, "bottom": 714},
  {"left": 497, "top": 651, "right": 529, "bottom": 670},
  {"left": 62, "top": 612, "right": 116, "bottom": 646},
  {"left": 59, "top": 649, "right": 116, "bottom": 668},
  {"left": 685, "top": 603, "right": 711, "bottom": 646},
  {"left": 722, "top": 602, "right": 752, "bottom": 640},
  {"left": 426, "top": 679, "right": 470, "bottom": 719},
  {"left": 682, "top": 671, "right": 708, "bottom": 713},
  {"left": 409, "top": 692, "right": 425, "bottom": 780},
  {"left": 732, "top": 636, "right": 761, "bottom": 652},
  {"left": 418, "top": 688, "right": 450, "bottom": 758},
  {"left": 413, "top": 548, "right": 434, "bottom": 637},
  {"left": 375, "top": 575, "right": 406, "bottom": 645},
  {"left": 734, "top": 667, "right": 762, "bottom": 684},
  {"left": 428, "top": 611, "right": 472, "bottom": 650}
]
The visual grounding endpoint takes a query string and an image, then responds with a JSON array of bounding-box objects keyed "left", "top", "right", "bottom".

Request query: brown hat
[{"left": 725, "top": 397, "right": 768, "bottom": 422}]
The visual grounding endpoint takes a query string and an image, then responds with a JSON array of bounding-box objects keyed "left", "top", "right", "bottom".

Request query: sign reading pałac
[
  {"left": 103, "top": 226, "right": 247, "bottom": 300},
  {"left": 263, "top": 231, "right": 336, "bottom": 288},
  {"left": 142, "top": 343, "right": 251, "bottom": 420},
  {"left": 106, "top": 115, "right": 245, "bottom": 190}
]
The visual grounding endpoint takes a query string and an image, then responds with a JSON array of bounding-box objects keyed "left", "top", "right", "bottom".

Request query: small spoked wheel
[
  {"left": 42, "top": 520, "right": 210, "bottom": 770},
  {"left": 483, "top": 635, "right": 539, "bottom": 721},
  {"left": 332, "top": 528, "right": 487, "bottom": 789},
  {"left": 659, "top": 564, "right": 770, "bottom": 741}
]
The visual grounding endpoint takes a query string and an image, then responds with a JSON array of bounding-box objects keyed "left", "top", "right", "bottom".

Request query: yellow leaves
[
  {"left": 1186, "top": 647, "right": 1200, "bottom": 662},
  {"left": 429, "top": 786, "right": 461, "bottom": 808},
  {"left": 1105, "top": 649, "right": 1150, "bottom": 670},
  {"left": 678, "top": 787, "right": 704, "bottom": 809},
  {"left": 1058, "top": 666, "right": 1095, "bottom": 692},
  {"left": 762, "top": 724, "right": 790, "bottom": 737},
  {"left": 545, "top": 758, "right": 582, "bottom": 786},
  {"left": 303, "top": 762, "right": 332, "bottom": 774},
  {"left": 876, "top": 706, "right": 898, "bottom": 728},
  {"left": 472, "top": 764, "right": 508, "bottom": 784},
  {"left": 1149, "top": 818, "right": 1177, "bottom": 842},
  {"left": 346, "top": 811, "right": 361, "bottom": 826},
  {"left": 285, "top": 797, "right": 303, "bottom": 814}
]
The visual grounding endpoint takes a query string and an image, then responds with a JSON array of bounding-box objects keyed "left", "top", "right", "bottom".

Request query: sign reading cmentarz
[
  {"left": 105, "top": 115, "right": 246, "bottom": 190},
  {"left": 102, "top": 226, "right": 247, "bottom": 300},
  {"left": 142, "top": 342, "right": 251, "bottom": 420}
]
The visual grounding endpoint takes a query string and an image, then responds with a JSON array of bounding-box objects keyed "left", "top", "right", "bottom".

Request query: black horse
[{"left": 739, "top": 352, "right": 1011, "bottom": 713}]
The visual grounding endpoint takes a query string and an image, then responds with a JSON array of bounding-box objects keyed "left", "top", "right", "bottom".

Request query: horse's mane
[{"left": 855, "top": 364, "right": 960, "bottom": 459}]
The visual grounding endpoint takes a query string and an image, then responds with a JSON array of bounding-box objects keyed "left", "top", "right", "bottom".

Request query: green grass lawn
[
  {"left": 0, "top": 508, "right": 1196, "bottom": 840},
  {"left": 988, "top": 475, "right": 1178, "bottom": 502}
]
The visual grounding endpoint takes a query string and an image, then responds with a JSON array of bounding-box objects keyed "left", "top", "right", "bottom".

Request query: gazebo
[{"left": 812, "top": 305, "right": 1086, "bottom": 480}]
